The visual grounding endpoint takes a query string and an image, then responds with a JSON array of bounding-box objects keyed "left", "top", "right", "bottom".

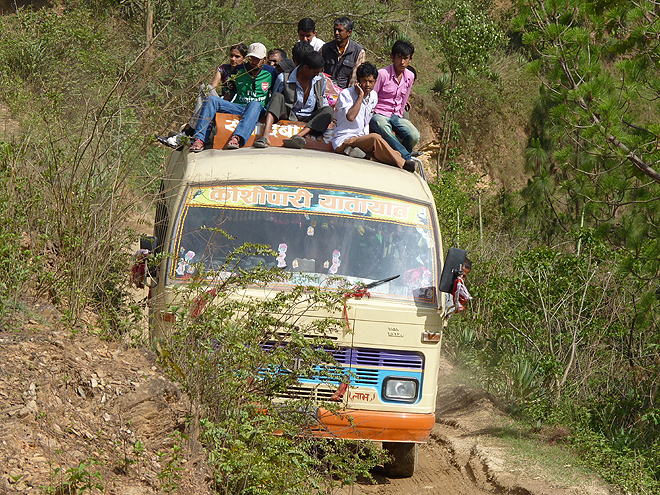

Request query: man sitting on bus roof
[
  {"left": 189, "top": 43, "right": 277, "bottom": 152},
  {"left": 321, "top": 16, "right": 365, "bottom": 89},
  {"left": 332, "top": 62, "right": 416, "bottom": 172},
  {"left": 369, "top": 40, "right": 420, "bottom": 162},
  {"left": 253, "top": 46, "right": 333, "bottom": 149},
  {"left": 296, "top": 17, "right": 324, "bottom": 52},
  {"left": 266, "top": 48, "right": 287, "bottom": 67}
]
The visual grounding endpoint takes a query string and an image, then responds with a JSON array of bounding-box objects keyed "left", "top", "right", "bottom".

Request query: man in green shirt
[{"left": 190, "top": 43, "right": 277, "bottom": 151}]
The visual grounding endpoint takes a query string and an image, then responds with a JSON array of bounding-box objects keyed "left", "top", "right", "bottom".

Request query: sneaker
[
  {"left": 403, "top": 160, "right": 416, "bottom": 172},
  {"left": 343, "top": 146, "right": 366, "bottom": 159},
  {"left": 282, "top": 135, "right": 306, "bottom": 149},
  {"left": 411, "top": 150, "right": 423, "bottom": 157},
  {"left": 157, "top": 132, "right": 188, "bottom": 149}
]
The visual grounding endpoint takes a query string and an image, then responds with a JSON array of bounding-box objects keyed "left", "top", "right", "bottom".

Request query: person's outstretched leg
[
  {"left": 389, "top": 114, "right": 420, "bottom": 153},
  {"left": 233, "top": 101, "right": 265, "bottom": 146},
  {"left": 369, "top": 113, "right": 412, "bottom": 161},
  {"left": 338, "top": 134, "right": 405, "bottom": 168},
  {"left": 193, "top": 96, "right": 246, "bottom": 143}
]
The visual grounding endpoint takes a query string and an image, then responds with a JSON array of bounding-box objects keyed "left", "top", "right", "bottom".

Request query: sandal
[
  {"left": 253, "top": 136, "right": 270, "bottom": 148},
  {"left": 189, "top": 138, "right": 205, "bottom": 152},
  {"left": 282, "top": 135, "right": 306, "bottom": 149},
  {"left": 226, "top": 135, "right": 241, "bottom": 149}
]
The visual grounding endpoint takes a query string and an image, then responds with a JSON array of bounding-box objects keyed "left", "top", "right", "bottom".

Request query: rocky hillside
[{"left": 0, "top": 299, "right": 211, "bottom": 494}]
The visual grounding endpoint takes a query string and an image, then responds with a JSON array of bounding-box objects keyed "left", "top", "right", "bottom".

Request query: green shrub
[
  {"left": 0, "top": 141, "right": 35, "bottom": 318},
  {"left": 159, "top": 253, "right": 387, "bottom": 493}
]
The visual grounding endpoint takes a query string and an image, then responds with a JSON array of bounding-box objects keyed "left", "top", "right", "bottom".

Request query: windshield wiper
[{"left": 363, "top": 274, "right": 399, "bottom": 289}]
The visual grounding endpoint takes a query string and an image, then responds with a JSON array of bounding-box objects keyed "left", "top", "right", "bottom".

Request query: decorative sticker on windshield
[{"left": 186, "top": 185, "right": 427, "bottom": 226}]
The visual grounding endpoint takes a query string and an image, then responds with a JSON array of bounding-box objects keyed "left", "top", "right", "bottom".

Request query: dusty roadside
[
  {"left": 0, "top": 301, "right": 211, "bottom": 495},
  {"left": 0, "top": 299, "right": 613, "bottom": 495}
]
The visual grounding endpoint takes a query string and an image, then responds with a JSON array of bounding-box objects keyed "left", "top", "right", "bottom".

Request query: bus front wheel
[{"left": 383, "top": 441, "right": 418, "bottom": 478}]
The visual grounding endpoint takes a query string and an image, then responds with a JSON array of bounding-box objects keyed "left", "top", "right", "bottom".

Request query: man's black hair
[
  {"left": 334, "top": 16, "right": 354, "bottom": 32},
  {"left": 301, "top": 51, "right": 324, "bottom": 70},
  {"left": 463, "top": 257, "right": 472, "bottom": 270},
  {"left": 268, "top": 48, "right": 287, "bottom": 59},
  {"left": 298, "top": 17, "right": 316, "bottom": 32},
  {"left": 356, "top": 62, "right": 378, "bottom": 81},
  {"left": 392, "top": 40, "right": 414, "bottom": 58},
  {"left": 292, "top": 41, "right": 314, "bottom": 65}
]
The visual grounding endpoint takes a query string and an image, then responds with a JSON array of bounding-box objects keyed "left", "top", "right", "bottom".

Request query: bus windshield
[{"left": 169, "top": 183, "right": 439, "bottom": 305}]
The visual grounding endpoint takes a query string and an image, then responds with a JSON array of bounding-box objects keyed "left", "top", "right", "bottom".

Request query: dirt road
[
  {"left": 340, "top": 379, "right": 612, "bottom": 495},
  {"left": 0, "top": 299, "right": 612, "bottom": 495}
]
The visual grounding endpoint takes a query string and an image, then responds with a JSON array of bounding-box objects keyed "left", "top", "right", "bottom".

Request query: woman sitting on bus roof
[
  {"left": 185, "top": 42, "right": 248, "bottom": 134},
  {"left": 157, "top": 43, "right": 247, "bottom": 148},
  {"left": 331, "top": 62, "right": 417, "bottom": 172}
]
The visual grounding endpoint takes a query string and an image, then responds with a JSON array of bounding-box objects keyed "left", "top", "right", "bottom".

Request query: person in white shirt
[
  {"left": 297, "top": 18, "right": 324, "bottom": 52},
  {"left": 332, "top": 62, "right": 416, "bottom": 172}
]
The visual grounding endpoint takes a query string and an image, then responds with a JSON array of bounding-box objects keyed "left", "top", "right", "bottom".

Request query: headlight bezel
[{"left": 381, "top": 376, "right": 420, "bottom": 403}]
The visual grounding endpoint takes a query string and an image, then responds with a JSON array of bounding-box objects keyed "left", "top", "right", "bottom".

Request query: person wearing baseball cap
[{"left": 190, "top": 42, "right": 277, "bottom": 151}]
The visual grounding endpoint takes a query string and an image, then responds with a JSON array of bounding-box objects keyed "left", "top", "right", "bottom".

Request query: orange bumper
[{"left": 311, "top": 408, "right": 435, "bottom": 443}]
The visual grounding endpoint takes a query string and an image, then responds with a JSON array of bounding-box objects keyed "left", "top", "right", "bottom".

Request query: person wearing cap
[
  {"left": 190, "top": 42, "right": 277, "bottom": 151},
  {"left": 321, "top": 16, "right": 365, "bottom": 89},
  {"left": 296, "top": 18, "right": 324, "bottom": 52},
  {"left": 253, "top": 50, "right": 333, "bottom": 149}
]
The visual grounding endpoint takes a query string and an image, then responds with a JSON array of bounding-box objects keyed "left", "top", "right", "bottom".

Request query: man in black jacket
[
  {"left": 321, "top": 16, "right": 366, "bottom": 89},
  {"left": 253, "top": 50, "right": 333, "bottom": 149}
]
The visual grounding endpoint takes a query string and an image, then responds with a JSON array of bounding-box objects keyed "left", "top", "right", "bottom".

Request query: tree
[
  {"left": 514, "top": 0, "right": 660, "bottom": 281},
  {"left": 418, "top": 0, "right": 505, "bottom": 172}
]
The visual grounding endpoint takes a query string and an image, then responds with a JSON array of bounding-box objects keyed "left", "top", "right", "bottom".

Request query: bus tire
[{"left": 383, "top": 442, "right": 418, "bottom": 478}]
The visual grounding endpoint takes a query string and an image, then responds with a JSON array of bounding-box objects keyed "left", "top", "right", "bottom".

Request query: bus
[{"left": 143, "top": 115, "right": 462, "bottom": 477}]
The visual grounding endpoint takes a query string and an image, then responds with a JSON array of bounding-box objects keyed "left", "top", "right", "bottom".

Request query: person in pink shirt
[{"left": 369, "top": 40, "right": 420, "bottom": 161}]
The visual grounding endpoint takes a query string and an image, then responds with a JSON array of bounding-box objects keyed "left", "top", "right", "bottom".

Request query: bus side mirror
[{"left": 438, "top": 247, "right": 466, "bottom": 294}]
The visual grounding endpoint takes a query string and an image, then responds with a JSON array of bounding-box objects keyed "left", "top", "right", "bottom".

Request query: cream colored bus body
[{"left": 150, "top": 146, "right": 446, "bottom": 456}]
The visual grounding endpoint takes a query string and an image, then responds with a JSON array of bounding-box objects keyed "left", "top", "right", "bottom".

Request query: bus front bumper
[{"left": 312, "top": 408, "right": 435, "bottom": 443}]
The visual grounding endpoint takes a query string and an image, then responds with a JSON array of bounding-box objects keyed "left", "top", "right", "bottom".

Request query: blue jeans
[
  {"left": 369, "top": 113, "right": 420, "bottom": 161},
  {"left": 193, "top": 96, "right": 265, "bottom": 145}
]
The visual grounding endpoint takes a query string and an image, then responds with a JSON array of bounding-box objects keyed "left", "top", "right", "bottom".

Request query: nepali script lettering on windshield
[{"left": 170, "top": 184, "right": 438, "bottom": 305}]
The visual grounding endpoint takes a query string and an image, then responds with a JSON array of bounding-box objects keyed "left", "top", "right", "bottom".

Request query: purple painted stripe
[{"left": 261, "top": 342, "right": 424, "bottom": 370}]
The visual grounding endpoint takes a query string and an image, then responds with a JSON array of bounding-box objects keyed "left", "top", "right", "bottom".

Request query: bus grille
[
  {"left": 329, "top": 347, "right": 424, "bottom": 370},
  {"left": 264, "top": 344, "right": 424, "bottom": 392},
  {"left": 281, "top": 384, "right": 337, "bottom": 400}
]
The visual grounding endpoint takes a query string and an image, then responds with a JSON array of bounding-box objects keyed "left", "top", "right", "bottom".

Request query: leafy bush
[
  {"left": 159, "top": 252, "right": 387, "bottom": 493},
  {"left": 453, "top": 232, "right": 660, "bottom": 490},
  {"left": 0, "top": 141, "right": 38, "bottom": 318}
]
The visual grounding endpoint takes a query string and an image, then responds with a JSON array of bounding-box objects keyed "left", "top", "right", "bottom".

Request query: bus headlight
[{"left": 382, "top": 377, "right": 419, "bottom": 403}]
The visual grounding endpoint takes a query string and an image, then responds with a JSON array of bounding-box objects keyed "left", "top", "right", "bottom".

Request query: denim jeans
[
  {"left": 193, "top": 96, "right": 265, "bottom": 145},
  {"left": 369, "top": 113, "right": 420, "bottom": 161}
]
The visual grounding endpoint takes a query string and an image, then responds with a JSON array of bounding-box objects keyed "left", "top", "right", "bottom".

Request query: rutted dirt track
[
  {"left": 0, "top": 299, "right": 612, "bottom": 494},
  {"left": 342, "top": 382, "right": 612, "bottom": 495}
]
